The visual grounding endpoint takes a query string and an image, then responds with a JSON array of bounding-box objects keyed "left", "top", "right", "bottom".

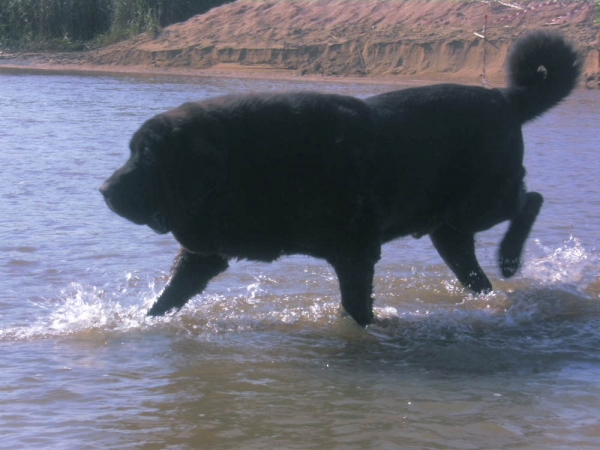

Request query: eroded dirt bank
[{"left": 2, "top": 1, "right": 599, "bottom": 87}]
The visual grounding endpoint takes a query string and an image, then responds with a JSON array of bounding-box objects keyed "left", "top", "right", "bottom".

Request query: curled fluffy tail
[{"left": 505, "top": 31, "right": 582, "bottom": 124}]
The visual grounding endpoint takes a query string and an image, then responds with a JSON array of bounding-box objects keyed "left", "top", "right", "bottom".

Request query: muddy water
[{"left": 0, "top": 71, "right": 599, "bottom": 449}]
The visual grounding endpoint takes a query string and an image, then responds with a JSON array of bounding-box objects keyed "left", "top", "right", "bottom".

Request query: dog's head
[
  {"left": 100, "top": 103, "right": 225, "bottom": 236},
  {"left": 100, "top": 116, "right": 173, "bottom": 234}
]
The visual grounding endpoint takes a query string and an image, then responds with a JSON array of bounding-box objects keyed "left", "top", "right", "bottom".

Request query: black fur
[{"left": 100, "top": 31, "right": 581, "bottom": 326}]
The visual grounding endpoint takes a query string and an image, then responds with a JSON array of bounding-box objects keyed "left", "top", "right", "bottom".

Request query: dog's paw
[
  {"left": 499, "top": 255, "right": 521, "bottom": 278},
  {"left": 147, "top": 301, "right": 178, "bottom": 317}
]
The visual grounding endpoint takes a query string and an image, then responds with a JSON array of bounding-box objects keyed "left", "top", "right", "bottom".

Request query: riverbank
[{"left": 1, "top": 0, "right": 599, "bottom": 88}]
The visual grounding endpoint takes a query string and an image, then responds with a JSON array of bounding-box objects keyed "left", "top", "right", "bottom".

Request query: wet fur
[{"left": 100, "top": 31, "right": 581, "bottom": 326}]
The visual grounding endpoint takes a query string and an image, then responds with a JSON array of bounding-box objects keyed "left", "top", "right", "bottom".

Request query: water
[{"left": 0, "top": 71, "right": 599, "bottom": 449}]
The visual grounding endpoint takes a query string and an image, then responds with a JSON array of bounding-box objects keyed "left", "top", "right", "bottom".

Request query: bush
[
  {"left": 0, "top": 0, "right": 233, "bottom": 49},
  {"left": 0, "top": 0, "right": 112, "bottom": 46}
]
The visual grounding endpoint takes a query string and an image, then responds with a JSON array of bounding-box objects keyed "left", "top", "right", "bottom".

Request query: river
[{"left": 0, "top": 71, "right": 599, "bottom": 449}]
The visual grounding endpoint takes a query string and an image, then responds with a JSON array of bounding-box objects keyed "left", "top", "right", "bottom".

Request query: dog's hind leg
[
  {"left": 328, "top": 244, "right": 381, "bottom": 327},
  {"left": 498, "top": 191, "right": 544, "bottom": 278},
  {"left": 147, "top": 249, "right": 229, "bottom": 316},
  {"left": 430, "top": 224, "right": 492, "bottom": 294}
]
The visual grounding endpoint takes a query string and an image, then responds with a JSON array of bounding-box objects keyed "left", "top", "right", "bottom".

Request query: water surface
[{"left": 1, "top": 72, "right": 599, "bottom": 449}]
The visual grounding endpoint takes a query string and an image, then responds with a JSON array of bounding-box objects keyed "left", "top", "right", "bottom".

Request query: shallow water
[{"left": 0, "top": 71, "right": 599, "bottom": 449}]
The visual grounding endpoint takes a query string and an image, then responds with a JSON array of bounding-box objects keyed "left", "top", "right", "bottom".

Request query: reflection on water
[{"left": 0, "top": 72, "right": 599, "bottom": 449}]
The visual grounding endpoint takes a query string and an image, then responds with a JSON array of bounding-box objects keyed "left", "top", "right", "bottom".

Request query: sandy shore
[{"left": 0, "top": 53, "right": 465, "bottom": 88}]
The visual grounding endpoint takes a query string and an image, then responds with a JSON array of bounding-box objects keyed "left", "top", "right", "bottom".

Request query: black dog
[{"left": 100, "top": 31, "right": 580, "bottom": 326}]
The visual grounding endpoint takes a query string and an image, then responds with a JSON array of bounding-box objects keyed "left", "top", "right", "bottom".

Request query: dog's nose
[
  {"left": 99, "top": 182, "right": 110, "bottom": 198},
  {"left": 99, "top": 182, "right": 115, "bottom": 211}
]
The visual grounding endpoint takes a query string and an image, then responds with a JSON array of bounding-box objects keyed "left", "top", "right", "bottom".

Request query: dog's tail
[{"left": 505, "top": 31, "right": 582, "bottom": 124}]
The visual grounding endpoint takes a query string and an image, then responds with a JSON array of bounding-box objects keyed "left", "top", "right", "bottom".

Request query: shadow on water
[{"left": 362, "top": 284, "right": 600, "bottom": 376}]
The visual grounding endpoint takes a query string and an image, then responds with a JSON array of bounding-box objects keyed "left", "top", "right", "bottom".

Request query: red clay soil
[{"left": 2, "top": 0, "right": 599, "bottom": 87}]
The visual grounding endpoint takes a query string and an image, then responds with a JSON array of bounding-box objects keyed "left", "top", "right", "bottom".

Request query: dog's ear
[
  {"left": 187, "top": 133, "right": 226, "bottom": 184},
  {"left": 129, "top": 114, "right": 183, "bottom": 166}
]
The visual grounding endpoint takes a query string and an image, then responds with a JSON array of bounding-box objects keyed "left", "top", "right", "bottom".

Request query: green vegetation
[{"left": 0, "top": 0, "right": 232, "bottom": 50}]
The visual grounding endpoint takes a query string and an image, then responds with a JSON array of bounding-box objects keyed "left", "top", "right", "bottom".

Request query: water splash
[
  {"left": 368, "top": 234, "right": 600, "bottom": 355},
  {"left": 524, "top": 234, "right": 595, "bottom": 285},
  {"left": 1, "top": 235, "right": 598, "bottom": 345},
  {"left": 0, "top": 275, "right": 158, "bottom": 341},
  {"left": 0, "top": 273, "right": 341, "bottom": 341}
]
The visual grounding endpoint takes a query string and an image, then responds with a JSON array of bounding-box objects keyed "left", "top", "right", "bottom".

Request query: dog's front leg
[
  {"left": 498, "top": 191, "right": 544, "bottom": 278},
  {"left": 430, "top": 224, "right": 492, "bottom": 294},
  {"left": 328, "top": 244, "right": 381, "bottom": 327},
  {"left": 147, "top": 249, "right": 229, "bottom": 316}
]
